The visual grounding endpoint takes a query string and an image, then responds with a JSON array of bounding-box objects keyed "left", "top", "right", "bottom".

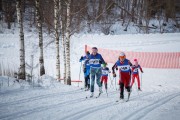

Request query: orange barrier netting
[{"left": 85, "top": 45, "right": 180, "bottom": 69}]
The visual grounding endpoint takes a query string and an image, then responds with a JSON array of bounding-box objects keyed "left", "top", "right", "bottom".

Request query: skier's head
[
  {"left": 119, "top": 52, "right": 126, "bottom": 61},
  {"left": 102, "top": 62, "right": 107, "bottom": 68},
  {"left": 134, "top": 59, "right": 138, "bottom": 66},
  {"left": 85, "top": 51, "right": 90, "bottom": 58},
  {"left": 85, "top": 51, "right": 90, "bottom": 56},
  {"left": 92, "top": 47, "right": 98, "bottom": 55}
]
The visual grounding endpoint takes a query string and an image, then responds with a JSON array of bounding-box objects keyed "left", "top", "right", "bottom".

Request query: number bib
[
  {"left": 133, "top": 68, "right": 138, "bottom": 72},
  {"left": 118, "top": 65, "right": 130, "bottom": 72},
  {"left": 102, "top": 70, "right": 109, "bottom": 75},
  {"left": 89, "top": 59, "right": 100, "bottom": 65}
]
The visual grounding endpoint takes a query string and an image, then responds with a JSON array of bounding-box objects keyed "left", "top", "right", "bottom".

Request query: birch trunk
[
  {"left": 60, "top": 20, "right": 66, "bottom": 83},
  {"left": 62, "top": 28, "right": 66, "bottom": 84},
  {"left": 16, "top": 0, "right": 26, "bottom": 80},
  {"left": 35, "top": 0, "right": 45, "bottom": 76},
  {"left": 54, "top": 0, "right": 61, "bottom": 81},
  {"left": 66, "top": 0, "right": 71, "bottom": 85}
]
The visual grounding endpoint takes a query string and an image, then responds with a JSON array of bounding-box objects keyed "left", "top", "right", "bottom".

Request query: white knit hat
[{"left": 119, "top": 52, "right": 125, "bottom": 56}]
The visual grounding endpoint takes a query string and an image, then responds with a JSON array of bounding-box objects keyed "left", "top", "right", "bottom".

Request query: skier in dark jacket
[{"left": 79, "top": 51, "right": 91, "bottom": 91}]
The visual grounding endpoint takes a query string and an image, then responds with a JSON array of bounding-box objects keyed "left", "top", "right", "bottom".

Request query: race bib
[
  {"left": 118, "top": 65, "right": 130, "bottom": 71},
  {"left": 133, "top": 68, "right": 138, "bottom": 72},
  {"left": 102, "top": 70, "right": 109, "bottom": 75},
  {"left": 89, "top": 59, "right": 100, "bottom": 65}
]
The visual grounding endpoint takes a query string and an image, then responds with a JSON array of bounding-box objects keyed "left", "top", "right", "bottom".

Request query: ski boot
[{"left": 90, "top": 92, "right": 94, "bottom": 98}]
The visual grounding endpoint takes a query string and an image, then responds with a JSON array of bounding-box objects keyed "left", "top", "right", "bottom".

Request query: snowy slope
[
  {"left": 0, "top": 32, "right": 180, "bottom": 120},
  {"left": 0, "top": 73, "right": 180, "bottom": 120}
]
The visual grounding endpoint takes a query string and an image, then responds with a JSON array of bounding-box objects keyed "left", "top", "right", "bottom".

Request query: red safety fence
[{"left": 85, "top": 45, "right": 180, "bottom": 69}]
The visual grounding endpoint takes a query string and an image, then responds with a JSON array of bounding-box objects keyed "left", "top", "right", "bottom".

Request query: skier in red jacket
[
  {"left": 112, "top": 52, "right": 132, "bottom": 100},
  {"left": 130, "top": 59, "right": 143, "bottom": 91}
]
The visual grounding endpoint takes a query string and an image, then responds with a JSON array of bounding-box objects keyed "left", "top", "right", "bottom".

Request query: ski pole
[
  {"left": 113, "top": 76, "right": 117, "bottom": 90},
  {"left": 78, "top": 61, "right": 82, "bottom": 87},
  {"left": 114, "top": 71, "right": 117, "bottom": 90},
  {"left": 109, "top": 73, "right": 114, "bottom": 89},
  {"left": 106, "top": 89, "right": 108, "bottom": 97},
  {"left": 141, "top": 72, "right": 142, "bottom": 89},
  {"left": 134, "top": 80, "right": 140, "bottom": 97}
]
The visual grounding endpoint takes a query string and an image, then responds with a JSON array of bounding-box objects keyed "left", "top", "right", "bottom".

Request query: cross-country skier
[
  {"left": 88, "top": 47, "right": 105, "bottom": 97},
  {"left": 101, "top": 63, "right": 111, "bottom": 92},
  {"left": 112, "top": 52, "right": 132, "bottom": 100},
  {"left": 130, "top": 59, "right": 143, "bottom": 91},
  {"left": 79, "top": 51, "right": 91, "bottom": 91}
]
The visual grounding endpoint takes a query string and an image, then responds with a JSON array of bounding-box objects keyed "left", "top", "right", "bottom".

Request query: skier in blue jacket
[
  {"left": 88, "top": 47, "right": 105, "bottom": 97},
  {"left": 79, "top": 51, "right": 91, "bottom": 91}
]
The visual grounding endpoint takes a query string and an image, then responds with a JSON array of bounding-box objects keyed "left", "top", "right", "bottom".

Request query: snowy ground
[
  {"left": 0, "top": 71, "right": 180, "bottom": 120},
  {"left": 0, "top": 32, "right": 180, "bottom": 120}
]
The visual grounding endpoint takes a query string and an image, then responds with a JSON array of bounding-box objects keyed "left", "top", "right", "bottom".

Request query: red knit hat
[
  {"left": 134, "top": 59, "right": 138, "bottom": 61},
  {"left": 134, "top": 58, "right": 138, "bottom": 66}
]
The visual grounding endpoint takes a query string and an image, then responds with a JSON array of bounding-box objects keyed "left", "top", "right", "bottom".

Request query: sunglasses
[{"left": 119, "top": 56, "right": 125, "bottom": 59}]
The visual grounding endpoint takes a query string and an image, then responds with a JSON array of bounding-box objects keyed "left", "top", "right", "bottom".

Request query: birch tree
[
  {"left": 35, "top": 0, "right": 45, "bottom": 76},
  {"left": 16, "top": 0, "right": 26, "bottom": 80},
  {"left": 59, "top": 1, "right": 67, "bottom": 84},
  {"left": 62, "top": 30, "right": 66, "bottom": 83},
  {"left": 66, "top": 0, "right": 71, "bottom": 85},
  {"left": 60, "top": 15, "right": 66, "bottom": 83},
  {"left": 54, "top": 0, "right": 61, "bottom": 81}
]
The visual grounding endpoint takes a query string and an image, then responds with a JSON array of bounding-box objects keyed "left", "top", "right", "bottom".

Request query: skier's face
[
  {"left": 134, "top": 61, "right": 138, "bottom": 66},
  {"left": 92, "top": 48, "right": 98, "bottom": 55},
  {"left": 119, "top": 56, "right": 125, "bottom": 61}
]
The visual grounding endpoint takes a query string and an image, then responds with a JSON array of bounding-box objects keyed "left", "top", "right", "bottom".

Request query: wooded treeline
[{"left": 1, "top": 0, "right": 180, "bottom": 33}]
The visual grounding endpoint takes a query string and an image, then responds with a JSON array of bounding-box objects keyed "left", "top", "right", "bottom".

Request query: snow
[
  {"left": 0, "top": 72, "right": 180, "bottom": 120},
  {"left": 0, "top": 30, "right": 180, "bottom": 120}
]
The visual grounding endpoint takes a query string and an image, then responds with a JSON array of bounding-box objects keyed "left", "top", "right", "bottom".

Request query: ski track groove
[
  {"left": 123, "top": 92, "right": 180, "bottom": 120},
  {"left": 0, "top": 90, "right": 117, "bottom": 120},
  {"left": 0, "top": 97, "right": 86, "bottom": 120},
  {"left": 0, "top": 88, "right": 30, "bottom": 95},
  {"left": 0, "top": 89, "right": 82, "bottom": 107},
  {"left": 60, "top": 92, "right": 156, "bottom": 120}
]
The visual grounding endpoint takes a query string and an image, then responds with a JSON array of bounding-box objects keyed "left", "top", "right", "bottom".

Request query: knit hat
[
  {"left": 86, "top": 51, "right": 90, "bottom": 55},
  {"left": 120, "top": 52, "right": 125, "bottom": 57},
  {"left": 134, "top": 59, "right": 138, "bottom": 66}
]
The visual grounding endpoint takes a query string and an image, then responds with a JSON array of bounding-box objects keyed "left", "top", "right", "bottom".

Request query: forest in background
[{"left": 0, "top": 0, "right": 180, "bottom": 35}]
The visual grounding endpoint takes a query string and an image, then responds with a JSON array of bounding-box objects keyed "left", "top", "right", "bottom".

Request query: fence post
[{"left": 85, "top": 45, "right": 87, "bottom": 53}]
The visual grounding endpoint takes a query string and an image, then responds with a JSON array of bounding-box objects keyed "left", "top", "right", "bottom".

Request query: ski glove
[
  {"left": 83, "top": 68, "right": 86, "bottom": 73},
  {"left": 113, "top": 73, "right": 116, "bottom": 77},
  {"left": 80, "top": 56, "right": 83, "bottom": 60}
]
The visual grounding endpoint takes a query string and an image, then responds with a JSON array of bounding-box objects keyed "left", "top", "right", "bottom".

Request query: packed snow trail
[{"left": 0, "top": 76, "right": 180, "bottom": 120}]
